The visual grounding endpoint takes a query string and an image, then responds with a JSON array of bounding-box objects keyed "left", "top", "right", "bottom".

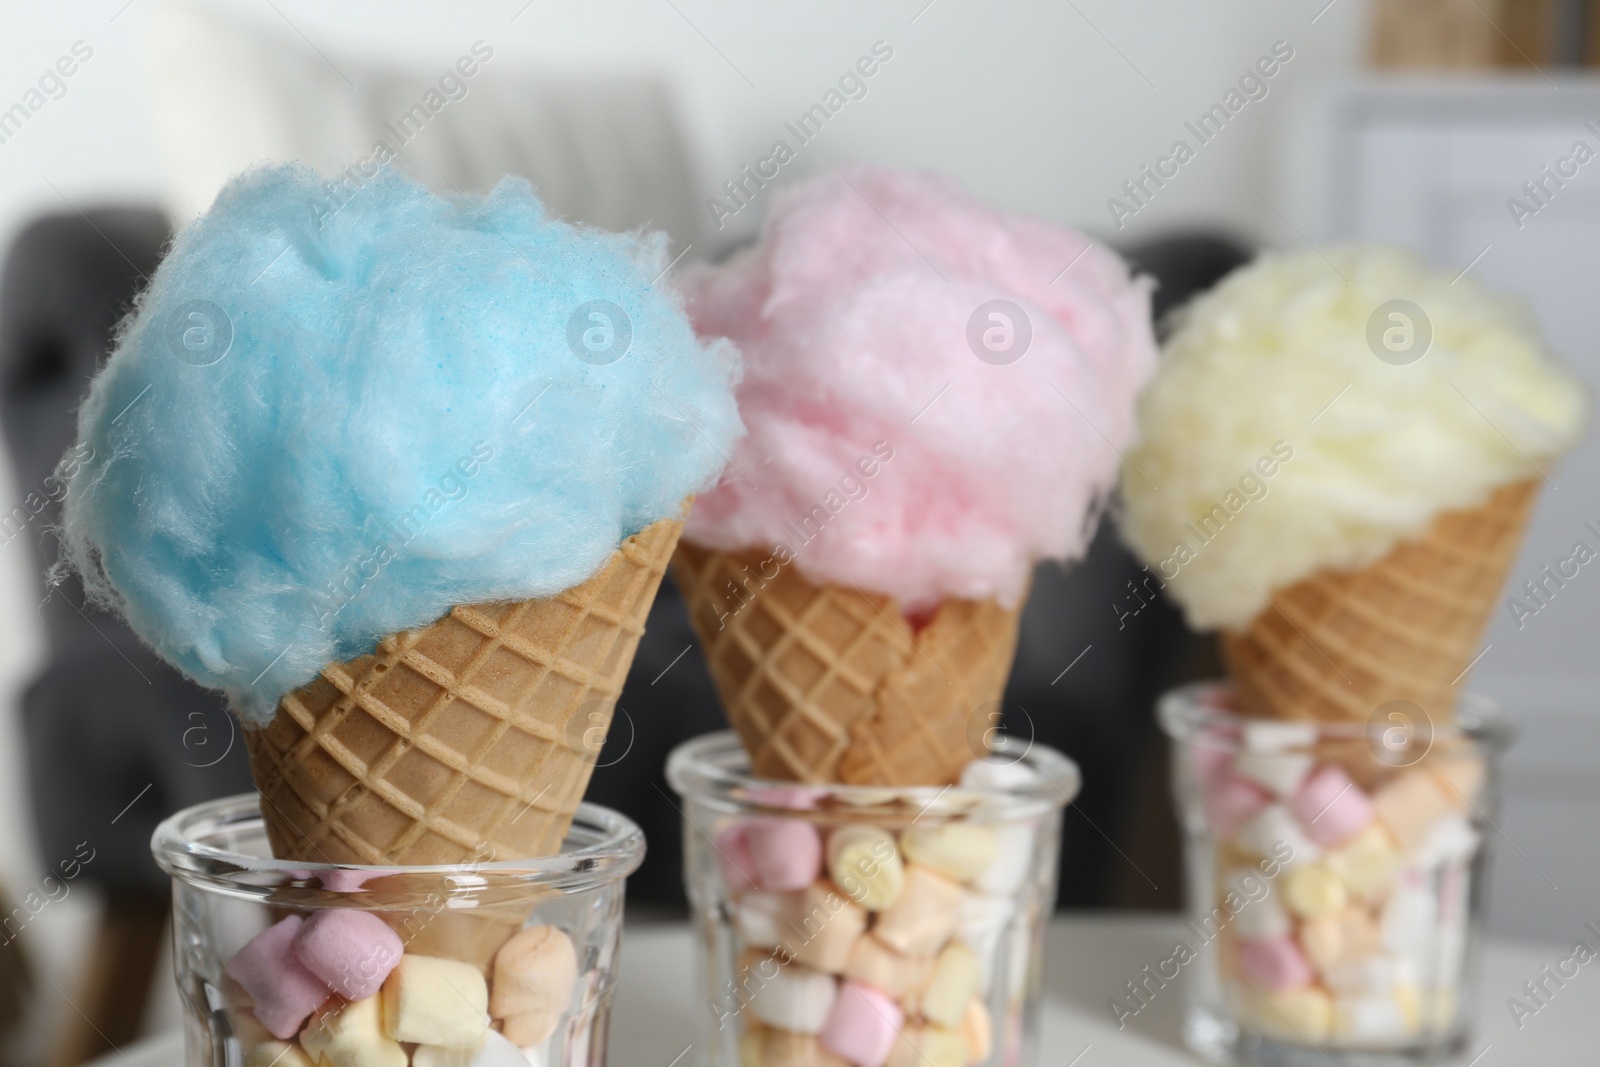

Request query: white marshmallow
[
  {"left": 413, "top": 1031, "right": 527, "bottom": 1067},
  {"left": 1413, "top": 815, "right": 1480, "bottom": 869},
  {"left": 1233, "top": 751, "right": 1315, "bottom": 799},
  {"left": 956, "top": 892, "right": 1014, "bottom": 992},
  {"left": 1322, "top": 955, "right": 1416, "bottom": 995},
  {"left": 1235, "top": 804, "right": 1322, "bottom": 868},
  {"left": 1333, "top": 994, "right": 1411, "bottom": 1043},
  {"left": 746, "top": 965, "right": 836, "bottom": 1034},
  {"left": 1225, "top": 869, "right": 1290, "bottom": 942},
  {"left": 1243, "top": 721, "right": 1317, "bottom": 752},
  {"left": 1380, "top": 883, "right": 1439, "bottom": 955},
  {"left": 735, "top": 891, "right": 799, "bottom": 950},
  {"left": 959, "top": 758, "right": 1038, "bottom": 792},
  {"left": 972, "top": 823, "right": 1035, "bottom": 896}
]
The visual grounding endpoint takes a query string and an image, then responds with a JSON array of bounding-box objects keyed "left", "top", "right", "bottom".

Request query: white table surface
[{"left": 94, "top": 915, "right": 1598, "bottom": 1066}]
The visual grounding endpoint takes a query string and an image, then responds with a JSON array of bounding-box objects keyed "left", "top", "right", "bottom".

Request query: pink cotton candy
[{"left": 678, "top": 166, "right": 1156, "bottom": 608}]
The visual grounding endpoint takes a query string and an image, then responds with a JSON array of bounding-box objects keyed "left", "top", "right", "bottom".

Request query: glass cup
[
  {"left": 666, "top": 730, "right": 1079, "bottom": 1067},
  {"left": 153, "top": 793, "right": 645, "bottom": 1067},
  {"left": 1159, "top": 681, "right": 1510, "bottom": 1066}
]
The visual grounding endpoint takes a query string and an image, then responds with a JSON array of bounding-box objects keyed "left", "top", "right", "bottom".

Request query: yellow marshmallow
[
  {"left": 885, "top": 1026, "right": 966, "bottom": 1067},
  {"left": 919, "top": 944, "right": 980, "bottom": 1029},
  {"left": 244, "top": 1042, "right": 317, "bottom": 1067},
  {"left": 1254, "top": 987, "right": 1332, "bottom": 1042},
  {"left": 827, "top": 826, "right": 905, "bottom": 911},
  {"left": 1284, "top": 865, "right": 1347, "bottom": 920},
  {"left": 900, "top": 823, "right": 998, "bottom": 884},
  {"left": 300, "top": 997, "right": 407, "bottom": 1067},
  {"left": 380, "top": 955, "right": 489, "bottom": 1048},
  {"left": 1324, "top": 824, "right": 1402, "bottom": 902},
  {"left": 1394, "top": 985, "right": 1421, "bottom": 1032}
]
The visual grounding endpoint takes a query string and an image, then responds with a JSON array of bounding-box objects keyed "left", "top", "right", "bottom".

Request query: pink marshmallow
[
  {"left": 1291, "top": 765, "right": 1375, "bottom": 847},
  {"left": 678, "top": 167, "right": 1157, "bottom": 610},
  {"left": 223, "top": 916, "right": 331, "bottom": 1039},
  {"left": 820, "top": 981, "right": 903, "bottom": 1067},
  {"left": 713, "top": 822, "right": 759, "bottom": 895},
  {"left": 292, "top": 909, "right": 403, "bottom": 1001},
  {"left": 743, "top": 817, "right": 823, "bottom": 891},
  {"left": 317, "top": 869, "right": 384, "bottom": 893},
  {"left": 1203, "top": 775, "right": 1270, "bottom": 839},
  {"left": 1192, "top": 741, "right": 1235, "bottom": 787},
  {"left": 1237, "top": 937, "right": 1314, "bottom": 992}
]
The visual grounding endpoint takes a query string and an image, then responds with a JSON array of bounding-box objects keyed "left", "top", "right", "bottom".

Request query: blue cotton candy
[{"left": 59, "top": 164, "right": 741, "bottom": 722}]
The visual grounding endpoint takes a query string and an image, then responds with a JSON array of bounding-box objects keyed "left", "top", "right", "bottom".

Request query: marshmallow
[
  {"left": 901, "top": 823, "right": 998, "bottom": 884},
  {"left": 224, "top": 916, "right": 333, "bottom": 1040},
  {"left": 1290, "top": 765, "right": 1375, "bottom": 848},
  {"left": 1224, "top": 869, "right": 1290, "bottom": 942},
  {"left": 1283, "top": 865, "right": 1347, "bottom": 920},
  {"left": 1373, "top": 771, "right": 1455, "bottom": 852},
  {"left": 1237, "top": 937, "right": 1314, "bottom": 991},
  {"left": 414, "top": 1031, "right": 527, "bottom": 1067},
  {"left": 1243, "top": 721, "right": 1318, "bottom": 753},
  {"left": 1203, "top": 776, "right": 1272, "bottom": 839},
  {"left": 747, "top": 784, "right": 827, "bottom": 810},
  {"left": 873, "top": 866, "right": 963, "bottom": 956},
  {"left": 959, "top": 758, "right": 1038, "bottom": 792},
  {"left": 1234, "top": 804, "right": 1321, "bottom": 868},
  {"left": 490, "top": 926, "right": 578, "bottom": 1047},
  {"left": 1190, "top": 739, "right": 1236, "bottom": 787},
  {"left": 1234, "top": 751, "right": 1315, "bottom": 800},
  {"left": 747, "top": 964, "right": 837, "bottom": 1034},
  {"left": 1324, "top": 824, "right": 1402, "bottom": 902},
  {"left": 1298, "top": 908, "right": 1378, "bottom": 974},
  {"left": 1413, "top": 814, "right": 1480, "bottom": 869},
  {"left": 972, "top": 823, "right": 1035, "bottom": 896},
  {"left": 788, "top": 884, "right": 868, "bottom": 974},
  {"left": 745, "top": 818, "right": 825, "bottom": 891},
  {"left": 959, "top": 999, "right": 992, "bottom": 1063},
  {"left": 1333, "top": 993, "right": 1414, "bottom": 1043},
  {"left": 827, "top": 827, "right": 905, "bottom": 911},
  {"left": 819, "top": 981, "right": 902, "bottom": 1067},
  {"left": 920, "top": 944, "right": 980, "bottom": 1029},
  {"left": 1252, "top": 986, "right": 1332, "bottom": 1042},
  {"left": 293, "top": 910, "right": 404, "bottom": 1002},
  {"left": 843, "top": 936, "right": 933, "bottom": 1000},
  {"left": 738, "top": 891, "right": 801, "bottom": 951},
  {"left": 756, "top": 1028, "right": 851, "bottom": 1067},
  {"left": 715, "top": 822, "right": 761, "bottom": 896},
  {"left": 380, "top": 955, "right": 489, "bottom": 1047},
  {"left": 301, "top": 996, "right": 408, "bottom": 1067},
  {"left": 1380, "top": 881, "right": 1438, "bottom": 955},
  {"left": 885, "top": 1027, "right": 966, "bottom": 1067},
  {"left": 956, "top": 892, "right": 1013, "bottom": 991},
  {"left": 1323, "top": 954, "right": 1416, "bottom": 996},
  {"left": 244, "top": 1042, "right": 317, "bottom": 1067}
]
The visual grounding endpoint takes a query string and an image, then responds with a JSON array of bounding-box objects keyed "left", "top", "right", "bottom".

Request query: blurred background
[{"left": 0, "top": 0, "right": 1597, "bottom": 1063}]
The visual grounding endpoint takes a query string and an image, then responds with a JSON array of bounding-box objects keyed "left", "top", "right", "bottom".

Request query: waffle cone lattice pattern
[
  {"left": 247, "top": 518, "right": 682, "bottom": 867},
  {"left": 673, "top": 544, "right": 1024, "bottom": 786},
  {"left": 1222, "top": 479, "right": 1537, "bottom": 724}
]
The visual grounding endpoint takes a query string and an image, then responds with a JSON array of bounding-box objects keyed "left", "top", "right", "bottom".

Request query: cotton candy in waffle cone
[
  {"left": 1220, "top": 479, "right": 1538, "bottom": 725},
  {"left": 244, "top": 517, "right": 681, "bottom": 965},
  {"left": 673, "top": 543, "right": 1024, "bottom": 786}
]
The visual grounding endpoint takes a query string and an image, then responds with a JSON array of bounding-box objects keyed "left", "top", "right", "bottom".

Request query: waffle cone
[
  {"left": 673, "top": 544, "right": 1024, "bottom": 786},
  {"left": 246, "top": 516, "right": 680, "bottom": 856},
  {"left": 1221, "top": 479, "right": 1538, "bottom": 724}
]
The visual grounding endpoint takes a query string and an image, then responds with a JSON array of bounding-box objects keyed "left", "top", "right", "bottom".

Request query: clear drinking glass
[
  {"left": 666, "top": 730, "right": 1079, "bottom": 1067},
  {"left": 1160, "top": 681, "right": 1510, "bottom": 1066},
  {"left": 153, "top": 793, "right": 645, "bottom": 1067}
]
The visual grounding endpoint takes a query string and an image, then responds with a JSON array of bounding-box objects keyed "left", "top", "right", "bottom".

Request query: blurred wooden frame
[{"left": 1371, "top": 0, "right": 1595, "bottom": 67}]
